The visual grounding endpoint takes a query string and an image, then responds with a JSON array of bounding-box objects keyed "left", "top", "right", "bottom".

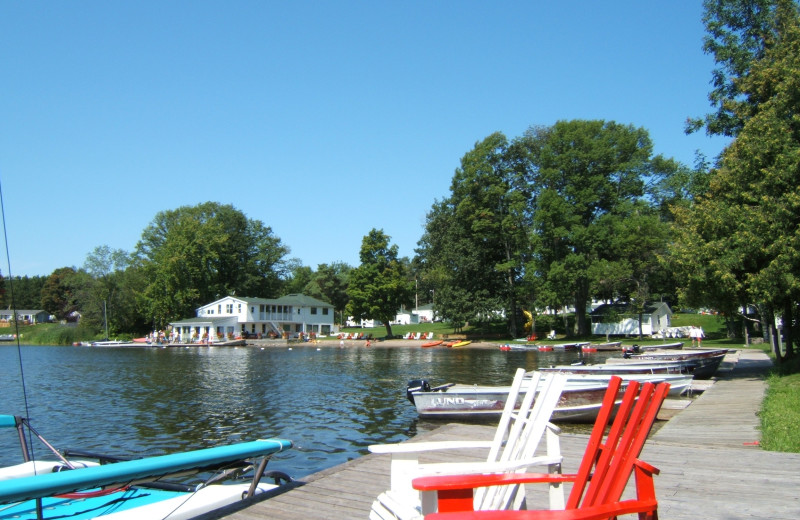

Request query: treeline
[
  {"left": 0, "top": 202, "right": 353, "bottom": 336},
  {"left": 1, "top": 1, "right": 797, "bottom": 364}
]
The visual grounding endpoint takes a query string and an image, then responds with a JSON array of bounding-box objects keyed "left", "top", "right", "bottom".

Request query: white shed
[{"left": 590, "top": 302, "right": 673, "bottom": 337}]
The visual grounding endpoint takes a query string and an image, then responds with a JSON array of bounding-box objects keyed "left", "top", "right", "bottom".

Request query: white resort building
[{"left": 169, "top": 294, "right": 335, "bottom": 342}]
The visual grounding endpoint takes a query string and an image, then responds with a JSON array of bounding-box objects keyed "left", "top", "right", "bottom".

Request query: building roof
[
  {"left": 0, "top": 309, "right": 47, "bottom": 315},
  {"left": 171, "top": 316, "right": 237, "bottom": 326},
  {"left": 241, "top": 294, "right": 333, "bottom": 308},
  {"left": 199, "top": 294, "right": 334, "bottom": 311},
  {"left": 590, "top": 302, "right": 671, "bottom": 317}
]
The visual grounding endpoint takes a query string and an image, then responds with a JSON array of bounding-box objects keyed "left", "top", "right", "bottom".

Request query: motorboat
[
  {"left": 405, "top": 371, "right": 687, "bottom": 423},
  {"left": 606, "top": 348, "right": 729, "bottom": 379}
]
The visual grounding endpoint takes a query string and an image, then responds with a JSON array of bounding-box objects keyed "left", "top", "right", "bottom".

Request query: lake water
[{"left": 1, "top": 344, "right": 613, "bottom": 479}]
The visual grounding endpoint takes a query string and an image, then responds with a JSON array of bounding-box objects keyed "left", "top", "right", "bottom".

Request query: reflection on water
[{"left": 0, "top": 345, "right": 614, "bottom": 478}]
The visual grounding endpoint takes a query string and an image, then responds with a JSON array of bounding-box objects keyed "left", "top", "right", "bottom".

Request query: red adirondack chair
[{"left": 412, "top": 376, "right": 670, "bottom": 520}]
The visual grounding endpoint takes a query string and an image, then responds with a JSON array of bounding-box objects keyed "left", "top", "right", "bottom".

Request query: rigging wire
[{"left": 0, "top": 174, "right": 36, "bottom": 461}]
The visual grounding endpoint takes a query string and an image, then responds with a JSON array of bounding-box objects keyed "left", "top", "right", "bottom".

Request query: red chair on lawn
[{"left": 412, "top": 376, "right": 669, "bottom": 520}]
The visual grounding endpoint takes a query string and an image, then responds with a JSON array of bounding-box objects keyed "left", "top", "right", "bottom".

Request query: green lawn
[{"left": 340, "top": 312, "right": 732, "bottom": 345}]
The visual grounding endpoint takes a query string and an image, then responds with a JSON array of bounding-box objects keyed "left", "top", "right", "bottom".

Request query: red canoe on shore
[{"left": 421, "top": 340, "right": 443, "bottom": 348}]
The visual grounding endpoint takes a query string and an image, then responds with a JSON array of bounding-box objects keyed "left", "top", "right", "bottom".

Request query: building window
[
  {"left": 323, "top": 308, "right": 329, "bottom": 315},
  {"left": 226, "top": 304, "right": 233, "bottom": 314},
  {"left": 311, "top": 307, "right": 317, "bottom": 315},
  {"left": 238, "top": 304, "right": 242, "bottom": 313}
]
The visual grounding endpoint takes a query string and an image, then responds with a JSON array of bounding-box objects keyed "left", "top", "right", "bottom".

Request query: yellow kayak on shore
[{"left": 450, "top": 340, "right": 472, "bottom": 348}]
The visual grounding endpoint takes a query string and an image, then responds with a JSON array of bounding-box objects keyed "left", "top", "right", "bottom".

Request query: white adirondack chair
[{"left": 368, "top": 369, "right": 567, "bottom": 520}]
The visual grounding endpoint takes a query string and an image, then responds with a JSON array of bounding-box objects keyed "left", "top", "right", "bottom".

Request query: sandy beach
[{"left": 246, "top": 337, "right": 502, "bottom": 349}]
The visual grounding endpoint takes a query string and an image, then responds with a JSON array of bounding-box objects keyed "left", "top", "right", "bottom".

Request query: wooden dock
[{"left": 213, "top": 349, "right": 800, "bottom": 519}]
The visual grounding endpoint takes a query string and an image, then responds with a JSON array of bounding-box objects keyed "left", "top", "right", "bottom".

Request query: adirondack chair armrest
[
  {"left": 544, "top": 422, "right": 561, "bottom": 436},
  {"left": 632, "top": 458, "right": 659, "bottom": 476},
  {"left": 419, "top": 497, "right": 659, "bottom": 520},
  {"left": 370, "top": 441, "right": 496, "bottom": 496},
  {"left": 416, "top": 455, "right": 563, "bottom": 478},
  {"left": 369, "top": 441, "right": 496, "bottom": 455},
  {"left": 414, "top": 471, "right": 576, "bottom": 493},
  {"left": 368, "top": 422, "right": 559, "bottom": 456},
  {"left": 414, "top": 472, "right": 576, "bottom": 515},
  {"left": 413, "top": 460, "right": 661, "bottom": 518}
]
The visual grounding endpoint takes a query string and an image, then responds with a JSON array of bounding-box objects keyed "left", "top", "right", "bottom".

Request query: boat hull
[
  {"left": 0, "top": 481, "right": 281, "bottom": 520},
  {"left": 410, "top": 380, "right": 625, "bottom": 423},
  {"left": 582, "top": 341, "right": 622, "bottom": 352},
  {"left": 638, "top": 341, "right": 684, "bottom": 351},
  {"left": 409, "top": 372, "right": 690, "bottom": 422},
  {"left": 414, "top": 385, "right": 606, "bottom": 422},
  {"left": 540, "top": 362, "right": 685, "bottom": 376},
  {"left": 606, "top": 349, "right": 728, "bottom": 379},
  {"left": 421, "top": 340, "right": 443, "bottom": 348}
]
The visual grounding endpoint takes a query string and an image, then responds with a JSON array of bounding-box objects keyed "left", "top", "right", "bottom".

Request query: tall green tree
[
  {"left": 347, "top": 229, "right": 412, "bottom": 337},
  {"left": 283, "top": 261, "right": 314, "bottom": 295},
  {"left": 416, "top": 200, "right": 481, "bottom": 331},
  {"left": 0, "top": 275, "right": 46, "bottom": 310},
  {"left": 521, "top": 120, "right": 667, "bottom": 336},
  {"left": 135, "top": 202, "right": 289, "bottom": 327},
  {"left": 78, "top": 246, "right": 143, "bottom": 335},
  {"left": 304, "top": 262, "right": 351, "bottom": 325},
  {"left": 674, "top": 0, "right": 800, "bottom": 361},
  {"left": 417, "top": 133, "right": 529, "bottom": 335},
  {"left": 688, "top": 0, "right": 787, "bottom": 137},
  {"left": 40, "top": 267, "right": 81, "bottom": 321}
]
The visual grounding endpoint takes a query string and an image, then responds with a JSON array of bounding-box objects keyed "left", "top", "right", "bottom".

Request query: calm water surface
[{"left": 1, "top": 344, "right": 609, "bottom": 478}]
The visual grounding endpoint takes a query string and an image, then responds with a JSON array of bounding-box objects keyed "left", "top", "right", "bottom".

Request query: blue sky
[{"left": 1, "top": 1, "right": 730, "bottom": 277}]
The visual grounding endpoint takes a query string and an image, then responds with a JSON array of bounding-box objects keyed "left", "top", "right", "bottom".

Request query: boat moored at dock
[{"left": 405, "top": 371, "right": 687, "bottom": 422}]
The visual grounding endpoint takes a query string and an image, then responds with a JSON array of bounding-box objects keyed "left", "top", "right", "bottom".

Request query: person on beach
[{"left": 689, "top": 326, "right": 705, "bottom": 347}]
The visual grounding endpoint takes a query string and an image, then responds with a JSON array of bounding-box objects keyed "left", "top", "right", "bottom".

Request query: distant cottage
[
  {"left": 590, "top": 302, "right": 672, "bottom": 337},
  {"left": 169, "top": 294, "right": 335, "bottom": 342},
  {"left": 0, "top": 309, "right": 50, "bottom": 325}
]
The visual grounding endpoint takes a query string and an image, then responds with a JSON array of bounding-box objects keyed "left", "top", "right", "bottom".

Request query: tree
[
  {"left": 135, "top": 202, "right": 289, "bottom": 327},
  {"left": 40, "top": 267, "right": 81, "bottom": 321},
  {"left": 304, "top": 262, "right": 351, "bottom": 325},
  {"left": 77, "top": 246, "right": 144, "bottom": 335},
  {"left": 0, "top": 275, "right": 46, "bottom": 310},
  {"left": 687, "top": 0, "right": 785, "bottom": 137},
  {"left": 674, "top": 0, "right": 800, "bottom": 361},
  {"left": 283, "top": 261, "right": 314, "bottom": 295},
  {"left": 521, "top": 120, "right": 667, "bottom": 336},
  {"left": 416, "top": 133, "right": 528, "bottom": 335},
  {"left": 347, "top": 229, "right": 412, "bottom": 337}
]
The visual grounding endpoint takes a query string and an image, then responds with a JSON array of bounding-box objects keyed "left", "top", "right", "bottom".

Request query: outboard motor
[
  {"left": 406, "top": 379, "right": 431, "bottom": 404},
  {"left": 622, "top": 344, "right": 641, "bottom": 358}
]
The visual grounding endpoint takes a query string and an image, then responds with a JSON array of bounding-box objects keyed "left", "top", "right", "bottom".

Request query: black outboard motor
[
  {"left": 622, "top": 344, "right": 641, "bottom": 358},
  {"left": 406, "top": 379, "right": 431, "bottom": 404}
]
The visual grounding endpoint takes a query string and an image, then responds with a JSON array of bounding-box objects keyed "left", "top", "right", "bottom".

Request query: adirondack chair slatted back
[
  {"left": 567, "top": 377, "right": 669, "bottom": 510},
  {"left": 370, "top": 369, "right": 567, "bottom": 520},
  {"left": 476, "top": 371, "right": 565, "bottom": 511},
  {"left": 410, "top": 376, "right": 669, "bottom": 519}
]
